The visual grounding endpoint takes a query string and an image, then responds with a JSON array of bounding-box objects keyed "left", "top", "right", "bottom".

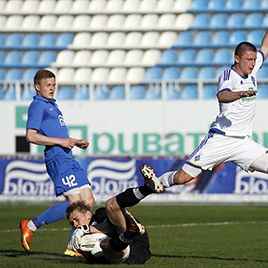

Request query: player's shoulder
[{"left": 218, "top": 67, "right": 234, "bottom": 82}]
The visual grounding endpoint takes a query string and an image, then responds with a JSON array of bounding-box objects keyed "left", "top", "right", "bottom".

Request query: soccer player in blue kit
[{"left": 20, "top": 69, "right": 94, "bottom": 255}]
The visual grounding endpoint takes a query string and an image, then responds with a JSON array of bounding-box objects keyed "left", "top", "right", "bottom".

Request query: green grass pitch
[{"left": 1, "top": 203, "right": 268, "bottom": 268}]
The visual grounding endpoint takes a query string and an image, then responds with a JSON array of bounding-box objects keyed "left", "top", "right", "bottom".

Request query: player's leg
[
  {"left": 248, "top": 153, "right": 268, "bottom": 173},
  {"left": 141, "top": 133, "right": 227, "bottom": 188},
  {"left": 106, "top": 171, "right": 163, "bottom": 232},
  {"left": 231, "top": 138, "right": 268, "bottom": 173},
  {"left": 20, "top": 201, "right": 70, "bottom": 252}
]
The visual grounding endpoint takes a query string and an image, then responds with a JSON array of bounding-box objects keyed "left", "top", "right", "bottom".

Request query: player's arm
[
  {"left": 260, "top": 31, "right": 268, "bottom": 59},
  {"left": 217, "top": 90, "right": 257, "bottom": 103},
  {"left": 26, "top": 129, "right": 81, "bottom": 149}
]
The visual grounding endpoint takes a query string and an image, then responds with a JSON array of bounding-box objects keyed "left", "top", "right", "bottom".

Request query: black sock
[{"left": 109, "top": 235, "right": 128, "bottom": 252}]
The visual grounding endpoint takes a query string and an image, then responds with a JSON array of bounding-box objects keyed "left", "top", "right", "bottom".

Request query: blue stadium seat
[
  {"left": 5, "top": 33, "right": 23, "bottom": 48},
  {"left": 56, "top": 33, "right": 74, "bottom": 47},
  {"left": 74, "top": 86, "right": 90, "bottom": 100},
  {"left": 57, "top": 86, "right": 75, "bottom": 100},
  {"left": 213, "top": 49, "right": 232, "bottom": 65},
  {"left": 0, "top": 69, "right": 5, "bottom": 80},
  {"left": 22, "top": 68, "right": 38, "bottom": 82},
  {"left": 178, "top": 49, "right": 197, "bottom": 64},
  {"left": 93, "top": 86, "right": 110, "bottom": 100},
  {"left": 0, "top": 87, "right": 4, "bottom": 99},
  {"left": 4, "top": 51, "right": 23, "bottom": 67},
  {"left": 203, "top": 85, "right": 216, "bottom": 99},
  {"left": 228, "top": 14, "right": 246, "bottom": 29},
  {"left": 229, "top": 31, "right": 247, "bottom": 45},
  {"left": 210, "top": 14, "right": 228, "bottom": 29},
  {"left": 248, "top": 31, "right": 264, "bottom": 46},
  {"left": 22, "top": 33, "right": 40, "bottom": 48},
  {"left": 110, "top": 85, "right": 125, "bottom": 100},
  {"left": 261, "top": 0, "right": 268, "bottom": 8},
  {"left": 3, "top": 86, "right": 16, "bottom": 100},
  {"left": 208, "top": 0, "right": 225, "bottom": 9},
  {"left": 212, "top": 31, "right": 230, "bottom": 45},
  {"left": 159, "top": 49, "right": 178, "bottom": 64},
  {"left": 145, "top": 67, "right": 162, "bottom": 81},
  {"left": 39, "top": 33, "right": 57, "bottom": 48},
  {"left": 175, "top": 31, "right": 193, "bottom": 46},
  {"left": 263, "top": 14, "right": 268, "bottom": 27},
  {"left": 0, "top": 51, "right": 5, "bottom": 64},
  {"left": 0, "top": 33, "right": 5, "bottom": 47},
  {"left": 5, "top": 69, "right": 23, "bottom": 81},
  {"left": 257, "top": 85, "right": 268, "bottom": 99},
  {"left": 244, "top": 0, "right": 261, "bottom": 9},
  {"left": 192, "top": 0, "right": 209, "bottom": 9},
  {"left": 256, "top": 66, "right": 268, "bottom": 79},
  {"left": 180, "top": 85, "right": 198, "bottom": 99},
  {"left": 38, "top": 51, "right": 57, "bottom": 66},
  {"left": 196, "top": 49, "right": 214, "bottom": 64},
  {"left": 194, "top": 31, "right": 212, "bottom": 46},
  {"left": 162, "top": 67, "right": 180, "bottom": 80},
  {"left": 193, "top": 14, "right": 210, "bottom": 28},
  {"left": 21, "top": 87, "right": 35, "bottom": 100},
  {"left": 21, "top": 51, "right": 40, "bottom": 67},
  {"left": 165, "top": 85, "right": 180, "bottom": 100},
  {"left": 226, "top": 0, "right": 244, "bottom": 9},
  {"left": 180, "top": 67, "right": 198, "bottom": 79},
  {"left": 130, "top": 85, "right": 145, "bottom": 100},
  {"left": 245, "top": 13, "right": 263, "bottom": 28},
  {"left": 198, "top": 67, "right": 216, "bottom": 79},
  {"left": 145, "top": 85, "right": 161, "bottom": 100}
]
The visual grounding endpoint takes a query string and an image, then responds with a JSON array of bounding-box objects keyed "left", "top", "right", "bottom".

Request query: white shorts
[{"left": 183, "top": 133, "right": 267, "bottom": 176}]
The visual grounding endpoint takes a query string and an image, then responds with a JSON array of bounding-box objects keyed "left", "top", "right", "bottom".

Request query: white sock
[
  {"left": 27, "top": 220, "right": 37, "bottom": 232},
  {"left": 158, "top": 171, "right": 175, "bottom": 188}
]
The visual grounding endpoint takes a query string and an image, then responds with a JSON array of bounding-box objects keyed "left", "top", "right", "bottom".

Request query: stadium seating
[
  {"left": 74, "top": 86, "right": 90, "bottom": 100},
  {"left": 257, "top": 85, "right": 268, "bottom": 99},
  {"left": 57, "top": 86, "right": 75, "bottom": 100},
  {"left": 203, "top": 85, "right": 216, "bottom": 99},
  {"left": 22, "top": 34, "right": 40, "bottom": 49},
  {"left": 145, "top": 85, "right": 161, "bottom": 100},
  {"left": 130, "top": 85, "right": 146, "bottom": 100},
  {"left": 180, "top": 85, "right": 198, "bottom": 99},
  {"left": 145, "top": 67, "right": 162, "bottom": 81},
  {"left": 110, "top": 85, "right": 125, "bottom": 100},
  {"left": 1, "top": 0, "right": 268, "bottom": 102}
]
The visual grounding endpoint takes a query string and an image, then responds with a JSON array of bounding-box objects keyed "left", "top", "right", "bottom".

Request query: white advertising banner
[{"left": 1, "top": 100, "right": 268, "bottom": 155}]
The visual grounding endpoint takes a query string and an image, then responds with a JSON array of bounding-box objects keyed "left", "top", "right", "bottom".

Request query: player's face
[
  {"left": 69, "top": 209, "right": 93, "bottom": 228},
  {"left": 35, "top": 77, "right": 56, "bottom": 99},
  {"left": 234, "top": 50, "right": 257, "bottom": 76}
]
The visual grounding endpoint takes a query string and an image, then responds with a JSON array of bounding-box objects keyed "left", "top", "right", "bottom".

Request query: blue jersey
[{"left": 26, "top": 95, "right": 72, "bottom": 161}]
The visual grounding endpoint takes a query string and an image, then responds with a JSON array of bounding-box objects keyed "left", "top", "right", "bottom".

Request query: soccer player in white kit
[{"left": 141, "top": 31, "right": 268, "bottom": 188}]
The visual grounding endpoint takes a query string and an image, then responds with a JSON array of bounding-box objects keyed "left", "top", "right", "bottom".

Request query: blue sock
[{"left": 32, "top": 201, "right": 70, "bottom": 229}]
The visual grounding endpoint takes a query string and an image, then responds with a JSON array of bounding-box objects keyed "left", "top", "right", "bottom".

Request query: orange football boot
[{"left": 20, "top": 220, "right": 34, "bottom": 252}]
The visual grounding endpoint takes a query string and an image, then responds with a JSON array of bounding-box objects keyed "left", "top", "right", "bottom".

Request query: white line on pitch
[{"left": 3, "top": 221, "right": 268, "bottom": 233}]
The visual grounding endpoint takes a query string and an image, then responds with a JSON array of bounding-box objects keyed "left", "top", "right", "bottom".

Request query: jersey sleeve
[
  {"left": 217, "top": 69, "right": 233, "bottom": 94},
  {"left": 26, "top": 101, "right": 45, "bottom": 131},
  {"left": 252, "top": 50, "right": 265, "bottom": 75}
]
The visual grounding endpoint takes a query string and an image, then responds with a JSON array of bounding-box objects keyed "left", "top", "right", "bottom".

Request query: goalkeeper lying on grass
[{"left": 66, "top": 164, "right": 164, "bottom": 264}]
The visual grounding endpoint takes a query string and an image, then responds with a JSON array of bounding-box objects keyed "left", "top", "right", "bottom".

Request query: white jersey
[{"left": 210, "top": 51, "right": 265, "bottom": 137}]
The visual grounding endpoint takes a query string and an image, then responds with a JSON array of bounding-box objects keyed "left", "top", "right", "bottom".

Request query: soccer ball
[{"left": 74, "top": 231, "right": 108, "bottom": 257}]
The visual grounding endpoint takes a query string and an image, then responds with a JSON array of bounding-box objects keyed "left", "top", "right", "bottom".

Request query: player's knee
[
  {"left": 173, "top": 169, "right": 194, "bottom": 184},
  {"left": 106, "top": 197, "right": 120, "bottom": 214}
]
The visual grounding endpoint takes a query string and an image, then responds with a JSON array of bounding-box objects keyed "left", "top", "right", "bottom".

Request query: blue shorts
[{"left": 46, "top": 155, "right": 90, "bottom": 196}]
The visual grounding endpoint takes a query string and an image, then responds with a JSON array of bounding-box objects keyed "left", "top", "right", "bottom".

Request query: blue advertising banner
[{"left": 1, "top": 156, "right": 268, "bottom": 203}]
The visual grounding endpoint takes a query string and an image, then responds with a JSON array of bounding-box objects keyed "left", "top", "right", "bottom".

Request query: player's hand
[
  {"left": 76, "top": 139, "right": 89, "bottom": 149},
  {"left": 240, "top": 90, "right": 257, "bottom": 98},
  {"left": 60, "top": 138, "right": 77, "bottom": 149}
]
